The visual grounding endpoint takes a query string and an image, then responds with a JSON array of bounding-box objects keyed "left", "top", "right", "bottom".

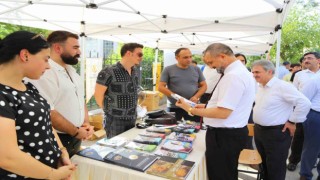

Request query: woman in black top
[{"left": 0, "top": 31, "right": 76, "bottom": 179}]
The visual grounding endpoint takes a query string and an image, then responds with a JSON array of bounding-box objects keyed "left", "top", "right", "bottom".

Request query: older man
[
  {"left": 158, "top": 47, "right": 207, "bottom": 122},
  {"left": 176, "top": 43, "right": 255, "bottom": 180},
  {"left": 252, "top": 60, "right": 311, "bottom": 180}
]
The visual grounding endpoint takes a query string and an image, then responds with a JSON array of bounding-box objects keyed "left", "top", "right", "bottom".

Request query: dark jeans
[
  {"left": 289, "top": 123, "right": 304, "bottom": 164},
  {"left": 104, "top": 115, "right": 136, "bottom": 138},
  {"left": 254, "top": 124, "right": 292, "bottom": 180},
  {"left": 58, "top": 133, "right": 81, "bottom": 157},
  {"left": 167, "top": 107, "right": 200, "bottom": 122},
  {"left": 205, "top": 126, "right": 248, "bottom": 180}
]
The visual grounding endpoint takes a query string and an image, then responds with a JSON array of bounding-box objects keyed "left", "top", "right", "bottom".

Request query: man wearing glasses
[{"left": 94, "top": 43, "right": 144, "bottom": 138}]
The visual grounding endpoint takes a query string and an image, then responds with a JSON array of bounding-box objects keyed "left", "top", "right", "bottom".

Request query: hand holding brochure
[{"left": 171, "top": 94, "right": 196, "bottom": 107}]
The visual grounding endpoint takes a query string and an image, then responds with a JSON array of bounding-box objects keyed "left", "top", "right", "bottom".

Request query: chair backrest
[{"left": 247, "top": 123, "right": 254, "bottom": 137}]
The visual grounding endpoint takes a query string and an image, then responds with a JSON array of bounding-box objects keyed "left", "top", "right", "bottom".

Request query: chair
[{"left": 238, "top": 123, "right": 263, "bottom": 180}]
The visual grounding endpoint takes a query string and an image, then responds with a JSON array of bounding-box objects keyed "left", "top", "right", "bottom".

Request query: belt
[
  {"left": 206, "top": 126, "right": 238, "bottom": 131},
  {"left": 255, "top": 124, "right": 284, "bottom": 130}
]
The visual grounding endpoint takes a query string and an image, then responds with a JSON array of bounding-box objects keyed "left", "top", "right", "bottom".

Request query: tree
[
  {"left": 269, "top": 0, "right": 320, "bottom": 63},
  {"left": 0, "top": 22, "right": 50, "bottom": 39}
]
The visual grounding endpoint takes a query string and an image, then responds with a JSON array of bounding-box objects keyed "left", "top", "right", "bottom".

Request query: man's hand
[
  {"left": 190, "top": 96, "right": 199, "bottom": 103},
  {"left": 82, "top": 123, "right": 94, "bottom": 140},
  {"left": 282, "top": 121, "right": 296, "bottom": 136},
  {"left": 75, "top": 127, "right": 89, "bottom": 140}
]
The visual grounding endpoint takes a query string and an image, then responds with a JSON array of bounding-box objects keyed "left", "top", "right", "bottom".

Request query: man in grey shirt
[{"left": 158, "top": 48, "right": 207, "bottom": 122}]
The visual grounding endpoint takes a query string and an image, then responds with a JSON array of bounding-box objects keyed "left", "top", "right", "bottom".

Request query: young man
[
  {"left": 29, "top": 31, "right": 94, "bottom": 157},
  {"left": 94, "top": 43, "right": 143, "bottom": 138}
]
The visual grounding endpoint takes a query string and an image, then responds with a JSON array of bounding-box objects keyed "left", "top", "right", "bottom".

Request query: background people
[
  {"left": 28, "top": 30, "right": 94, "bottom": 157},
  {"left": 158, "top": 48, "right": 207, "bottom": 122},
  {"left": 94, "top": 43, "right": 143, "bottom": 138},
  {"left": 288, "top": 52, "right": 320, "bottom": 171},
  {"left": 252, "top": 60, "right": 310, "bottom": 180},
  {"left": 0, "top": 31, "right": 75, "bottom": 179},
  {"left": 176, "top": 43, "right": 255, "bottom": 179}
]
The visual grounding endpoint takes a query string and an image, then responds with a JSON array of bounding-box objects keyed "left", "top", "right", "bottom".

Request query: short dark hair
[
  {"left": 0, "top": 31, "right": 49, "bottom": 65},
  {"left": 299, "top": 56, "right": 304, "bottom": 63},
  {"left": 175, "top": 48, "right": 189, "bottom": 56},
  {"left": 120, "top": 43, "right": 144, "bottom": 57},
  {"left": 192, "top": 60, "right": 197, "bottom": 65},
  {"left": 47, "top": 30, "right": 79, "bottom": 46},
  {"left": 303, "top": 52, "right": 320, "bottom": 59},
  {"left": 290, "top": 63, "right": 301, "bottom": 68},
  {"left": 283, "top": 61, "right": 290, "bottom": 66},
  {"left": 235, "top": 53, "right": 247, "bottom": 64}
]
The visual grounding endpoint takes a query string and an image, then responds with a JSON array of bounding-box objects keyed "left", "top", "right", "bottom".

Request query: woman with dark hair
[{"left": 0, "top": 31, "right": 76, "bottom": 179}]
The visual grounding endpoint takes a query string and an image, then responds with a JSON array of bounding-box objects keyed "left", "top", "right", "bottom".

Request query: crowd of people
[{"left": 0, "top": 29, "right": 319, "bottom": 180}]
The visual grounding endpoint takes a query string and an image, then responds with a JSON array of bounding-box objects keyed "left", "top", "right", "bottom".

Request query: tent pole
[
  {"left": 153, "top": 47, "right": 159, "bottom": 91},
  {"left": 275, "top": 28, "right": 281, "bottom": 77}
]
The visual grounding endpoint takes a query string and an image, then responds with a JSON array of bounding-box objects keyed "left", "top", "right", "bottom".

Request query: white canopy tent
[{"left": 0, "top": 0, "right": 294, "bottom": 80}]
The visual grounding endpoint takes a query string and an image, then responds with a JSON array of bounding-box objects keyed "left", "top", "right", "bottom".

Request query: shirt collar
[
  {"left": 224, "top": 60, "right": 243, "bottom": 74},
  {"left": 259, "top": 76, "right": 277, "bottom": 88},
  {"left": 49, "top": 59, "right": 74, "bottom": 73}
]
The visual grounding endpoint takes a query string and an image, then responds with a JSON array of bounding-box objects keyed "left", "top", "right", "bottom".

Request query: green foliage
[
  {"left": 192, "top": 54, "right": 204, "bottom": 65},
  {"left": 0, "top": 22, "right": 50, "bottom": 39},
  {"left": 269, "top": 1, "right": 320, "bottom": 63}
]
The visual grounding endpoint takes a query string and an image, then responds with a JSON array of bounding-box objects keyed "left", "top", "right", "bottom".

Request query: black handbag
[{"left": 144, "top": 110, "right": 177, "bottom": 124}]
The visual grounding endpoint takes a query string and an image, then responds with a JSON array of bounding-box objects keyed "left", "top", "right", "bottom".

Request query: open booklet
[{"left": 146, "top": 156, "right": 195, "bottom": 180}]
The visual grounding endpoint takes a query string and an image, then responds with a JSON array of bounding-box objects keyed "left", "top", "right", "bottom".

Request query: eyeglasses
[{"left": 31, "top": 33, "right": 46, "bottom": 40}]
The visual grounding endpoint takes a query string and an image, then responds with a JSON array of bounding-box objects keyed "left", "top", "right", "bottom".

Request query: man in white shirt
[
  {"left": 29, "top": 31, "right": 94, "bottom": 156},
  {"left": 176, "top": 43, "right": 255, "bottom": 180},
  {"left": 288, "top": 52, "right": 320, "bottom": 171},
  {"left": 252, "top": 60, "right": 311, "bottom": 180},
  {"left": 299, "top": 55, "right": 320, "bottom": 180}
]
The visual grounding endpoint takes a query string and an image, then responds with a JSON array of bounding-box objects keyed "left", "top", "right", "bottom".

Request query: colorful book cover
[
  {"left": 146, "top": 156, "right": 195, "bottom": 180},
  {"left": 161, "top": 139, "right": 193, "bottom": 153},
  {"left": 77, "top": 144, "right": 116, "bottom": 161},
  {"left": 171, "top": 126, "right": 195, "bottom": 134},
  {"left": 133, "top": 135, "right": 162, "bottom": 145},
  {"left": 153, "top": 149, "right": 188, "bottom": 160},
  {"left": 125, "top": 141, "right": 157, "bottom": 152},
  {"left": 167, "top": 132, "right": 196, "bottom": 143},
  {"left": 103, "top": 148, "right": 159, "bottom": 172},
  {"left": 139, "top": 131, "right": 166, "bottom": 139},
  {"left": 96, "top": 136, "right": 127, "bottom": 148},
  {"left": 146, "top": 126, "right": 172, "bottom": 135}
]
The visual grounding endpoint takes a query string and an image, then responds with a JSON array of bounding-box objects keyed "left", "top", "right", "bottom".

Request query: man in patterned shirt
[{"left": 94, "top": 43, "right": 143, "bottom": 138}]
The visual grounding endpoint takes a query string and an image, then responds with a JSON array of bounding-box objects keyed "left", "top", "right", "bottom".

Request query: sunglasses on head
[{"left": 31, "top": 33, "right": 46, "bottom": 41}]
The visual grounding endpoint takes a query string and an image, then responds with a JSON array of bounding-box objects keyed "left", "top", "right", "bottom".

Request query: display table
[{"left": 71, "top": 127, "right": 207, "bottom": 180}]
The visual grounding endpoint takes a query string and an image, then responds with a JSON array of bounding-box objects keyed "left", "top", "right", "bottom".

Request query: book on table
[
  {"left": 125, "top": 141, "right": 157, "bottom": 152},
  {"left": 146, "top": 156, "right": 195, "bottom": 180},
  {"left": 133, "top": 135, "right": 162, "bottom": 145},
  {"left": 146, "top": 126, "right": 172, "bottom": 135},
  {"left": 139, "top": 131, "right": 166, "bottom": 139},
  {"left": 167, "top": 132, "right": 196, "bottom": 143},
  {"left": 96, "top": 136, "right": 127, "bottom": 148},
  {"left": 161, "top": 139, "right": 193, "bottom": 153},
  {"left": 153, "top": 149, "right": 188, "bottom": 160},
  {"left": 77, "top": 144, "right": 116, "bottom": 161},
  {"left": 103, "top": 147, "right": 159, "bottom": 172}
]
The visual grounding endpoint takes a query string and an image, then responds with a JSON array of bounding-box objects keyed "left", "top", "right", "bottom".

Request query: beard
[
  {"left": 61, "top": 53, "right": 80, "bottom": 65},
  {"left": 216, "top": 67, "right": 225, "bottom": 74}
]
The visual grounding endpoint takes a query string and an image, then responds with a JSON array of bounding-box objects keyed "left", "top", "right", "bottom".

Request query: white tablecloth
[{"left": 71, "top": 127, "right": 207, "bottom": 180}]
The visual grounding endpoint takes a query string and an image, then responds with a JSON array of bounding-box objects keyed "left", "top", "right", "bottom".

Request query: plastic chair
[{"left": 238, "top": 123, "right": 263, "bottom": 180}]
